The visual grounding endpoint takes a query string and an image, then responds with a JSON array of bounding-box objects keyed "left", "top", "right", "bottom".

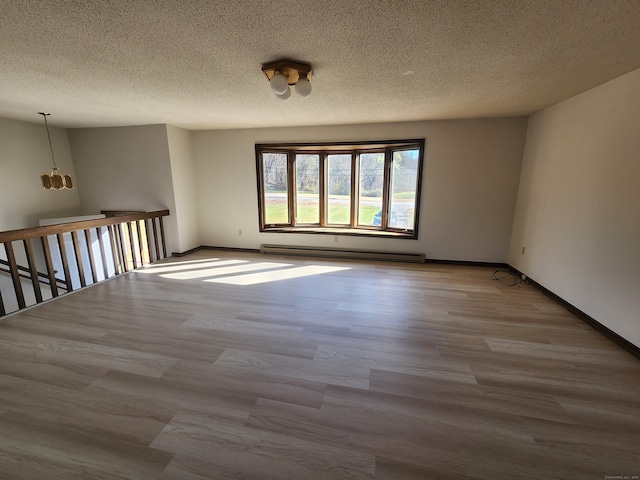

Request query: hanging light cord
[{"left": 40, "top": 112, "right": 57, "bottom": 169}]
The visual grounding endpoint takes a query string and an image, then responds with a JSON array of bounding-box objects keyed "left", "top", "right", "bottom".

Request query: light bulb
[
  {"left": 276, "top": 86, "right": 291, "bottom": 101},
  {"left": 270, "top": 71, "right": 289, "bottom": 95},
  {"left": 295, "top": 76, "right": 312, "bottom": 97}
]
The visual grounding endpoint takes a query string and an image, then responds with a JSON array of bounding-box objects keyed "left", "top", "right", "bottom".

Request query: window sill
[{"left": 260, "top": 226, "right": 417, "bottom": 239}]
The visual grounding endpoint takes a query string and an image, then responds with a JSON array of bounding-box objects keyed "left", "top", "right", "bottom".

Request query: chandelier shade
[
  {"left": 276, "top": 86, "right": 292, "bottom": 101},
  {"left": 295, "top": 74, "right": 312, "bottom": 97},
  {"left": 41, "top": 167, "right": 74, "bottom": 190},
  {"left": 270, "top": 71, "right": 289, "bottom": 95}
]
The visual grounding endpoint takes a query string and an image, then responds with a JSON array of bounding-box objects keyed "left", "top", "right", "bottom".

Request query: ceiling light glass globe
[
  {"left": 270, "top": 72, "right": 289, "bottom": 95},
  {"left": 276, "top": 86, "right": 291, "bottom": 101},
  {"left": 295, "top": 77, "right": 312, "bottom": 97}
]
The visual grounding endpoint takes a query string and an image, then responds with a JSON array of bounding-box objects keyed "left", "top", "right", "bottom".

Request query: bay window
[{"left": 256, "top": 139, "right": 424, "bottom": 238}]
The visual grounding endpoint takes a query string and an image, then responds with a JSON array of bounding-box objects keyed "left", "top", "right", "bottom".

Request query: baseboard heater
[{"left": 260, "top": 244, "right": 425, "bottom": 263}]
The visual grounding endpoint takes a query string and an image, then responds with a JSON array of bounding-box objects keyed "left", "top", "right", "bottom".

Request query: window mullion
[
  {"left": 288, "top": 151, "right": 296, "bottom": 226},
  {"left": 320, "top": 153, "right": 327, "bottom": 226},
  {"left": 381, "top": 148, "right": 392, "bottom": 230},
  {"left": 351, "top": 152, "right": 359, "bottom": 228}
]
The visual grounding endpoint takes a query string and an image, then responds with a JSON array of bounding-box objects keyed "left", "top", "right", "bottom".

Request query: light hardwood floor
[{"left": 0, "top": 250, "right": 639, "bottom": 479}]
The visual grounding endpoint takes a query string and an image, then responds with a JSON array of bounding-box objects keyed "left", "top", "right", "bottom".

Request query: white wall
[
  {"left": 67, "top": 124, "right": 180, "bottom": 253},
  {"left": 167, "top": 125, "right": 200, "bottom": 252},
  {"left": 193, "top": 118, "right": 528, "bottom": 262},
  {"left": 0, "top": 117, "right": 81, "bottom": 231},
  {"left": 509, "top": 68, "right": 640, "bottom": 347}
]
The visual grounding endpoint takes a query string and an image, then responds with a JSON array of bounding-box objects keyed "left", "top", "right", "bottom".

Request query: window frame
[{"left": 256, "top": 139, "right": 425, "bottom": 239}]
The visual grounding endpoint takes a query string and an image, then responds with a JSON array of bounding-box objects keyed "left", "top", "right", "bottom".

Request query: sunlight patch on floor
[
  {"left": 162, "top": 262, "right": 292, "bottom": 280},
  {"left": 205, "top": 265, "right": 351, "bottom": 286},
  {"left": 144, "top": 257, "right": 224, "bottom": 268},
  {"left": 140, "top": 259, "right": 244, "bottom": 274},
  {"left": 139, "top": 255, "right": 352, "bottom": 285}
]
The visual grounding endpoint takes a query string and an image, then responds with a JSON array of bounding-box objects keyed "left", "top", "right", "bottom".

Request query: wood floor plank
[
  {"left": 183, "top": 313, "right": 304, "bottom": 335},
  {"left": 556, "top": 395, "right": 640, "bottom": 431},
  {"left": 186, "top": 326, "right": 319, "bottom": 359},
  {"left": 375, "top": 456, "right": 485, "bottom": 480},
  {"left": 0, "top": 312, "right": 110, "bottom": 342},
  {"left": 245, "top": 397, "right": 466, "bottom": 473},
  {"left": 315, "top": 343, "right": 477, "bottom": 383},
  {"left": 0, "top": 328, "right": 178, "bottom": 378},
  {"left": 324, "top": 382, "right": 574, "bottom": 428},
  {"left": 162, "top": 360, "right": 326, "bottom": 408},
  {"left": 461, "top": 435, "right": 640, "bottom": 480},
  {"left": 214, "top": 347, "right": 371, "bottom": 389},
  {"left": 88, "top": 370, "right": 256, "bottom": 424},
  {"left": 0, "top": 373, "right": 174, "bottom": 446},
  {"left": 472, "top": 362, "right": 640, "bottom": 407},
  {"left": 523, "top": 416, "right": 640, "bottom": 456},
  {"left": 92, "top": 328, "right": 226, "bottom": 363},
  {"left": 0, "top": 411, "right": 173, "bottom": 479},
  {"left": 301, "top": 325, "right": 453, "bottom": 359},
  {"left": 0, "top": 339, "right": 111, "bottom": 389},
  {"left": 150, "top": 410, "right": 376, "bottom": 480},
  {"left": 314, "top": 342, "right": 440, "bottom": 369},
  {"left": 485, "top": 336, "right": 638, "bottom": 367},
  {"left": 158, "top": 454, "right": 282, "bottom": 480},
  {"left": 0, "top": 450, "right": 88, "bottom": 480}
]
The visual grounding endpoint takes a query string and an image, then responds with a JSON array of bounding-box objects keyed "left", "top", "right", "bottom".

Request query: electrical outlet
[
  {"left": 521, "top": 246, "right": 526, "bottom": 255},
  {"left": 238, "top": 229, "right": 242, "bottom": 236}
]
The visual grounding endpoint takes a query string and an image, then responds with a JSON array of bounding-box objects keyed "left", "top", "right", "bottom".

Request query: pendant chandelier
[{"left": 39, "top": 112, "right": 74, "bottom": 190}]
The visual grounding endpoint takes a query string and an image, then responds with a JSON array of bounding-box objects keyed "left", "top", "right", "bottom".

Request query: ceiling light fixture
[
  {"left": 38, "top": 112, "right": 74, "bottom": 190},
  {"left": 262, "top": 59, "right": 313, "bottom": 101}
]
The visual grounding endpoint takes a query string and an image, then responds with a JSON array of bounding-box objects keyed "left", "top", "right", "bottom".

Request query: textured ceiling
[{"left": 1, "top": 0, "right": 640, "bottom": 130}]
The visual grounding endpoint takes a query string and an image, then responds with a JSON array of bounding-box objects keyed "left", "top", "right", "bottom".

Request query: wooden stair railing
[
  {"left": 0, "top": 209, "right": 170, "bottom": 317},
  {"left": 0, "top": 258, "right": 67, "bottom": 290}
]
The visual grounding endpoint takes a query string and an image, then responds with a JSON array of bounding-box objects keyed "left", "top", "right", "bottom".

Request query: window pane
[
  {"left": 390, "top": 149, "right": 419, "bottom": 230},
  {"left": 358, "top": 152, "right": 384, "bottom": 226},
  {"left": 295, "top": 154, "right": 320, "bottom": 224},
  {"left": 262, "top": 153, "right": 289, "bottom": 225},
  {"left": 327, "top": 154, "right": 351, "bottom": 225}
]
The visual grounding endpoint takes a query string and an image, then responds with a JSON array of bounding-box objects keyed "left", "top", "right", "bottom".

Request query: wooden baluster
[
  {"left": 71, "top": 231, "right": 87, "bottom": 288},
  {"left": 108, "top": 225, "right": 122, "bottom": 275},
  {"left": 136, "top": 220, "right": 145, "bottom": 265},
  {"left": 84, "top": 229, "right": 98, "bottom": 284},
  {"left": 23, "top": 238, "right": 43, "bottom": 304},
  {"left": 118, "top": 223, "right": 129, "bottom": 272},
  {"left": 145, "top": 218, "right": 154, "bottom": 263},
  {"left": 128, "top": 222, "right": 138, "bottom": 269},
  {"left": 4, "top": 241, "right": 26, "bottom": 309},
  {"left": 111, "top": 224, "right": 121, "bottom": 273},
  {"left": 96, "top": 227, "right": 109, "bottom": 280},
  {"left": 41, "top": 236, "right": 59, "bottom": 298},
  {"left": 118, "top": 223, "right": 127, "bottom": 272},
  {"left": 107, "top": 225, "right": 120, "bottom": 275},
  {"left": 152, "top": 217, "right": 160, "bottom": 262},
  {"left": 57, "top": 233, "right": 73, "bottom": 292},
  {"left": 159, "top": 216, "right": 167, "bottom": 259}
]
